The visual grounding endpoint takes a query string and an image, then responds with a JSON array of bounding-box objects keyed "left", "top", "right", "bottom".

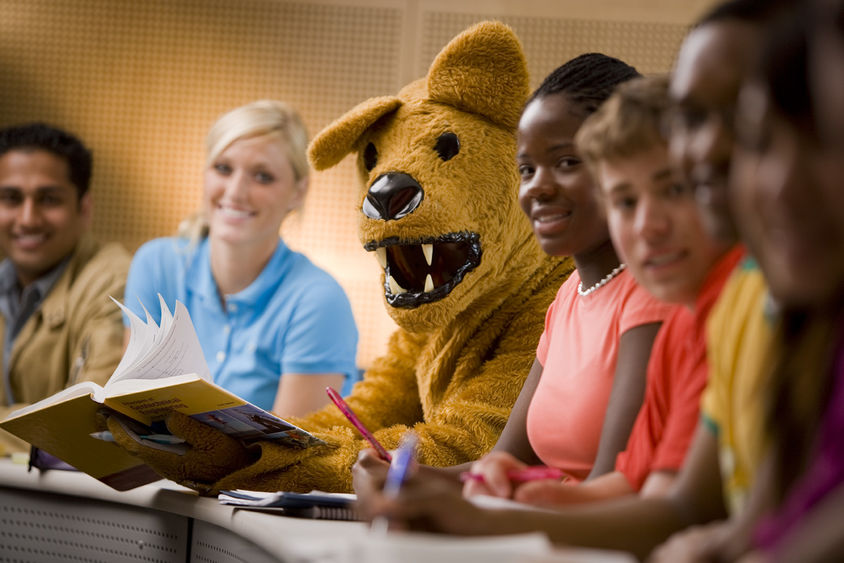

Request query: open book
[{"left": 0, "top": 297, "right": 323, "bottom": 491}]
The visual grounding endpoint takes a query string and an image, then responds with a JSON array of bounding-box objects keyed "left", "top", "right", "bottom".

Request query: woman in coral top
[{"left": 462, "top": 54, "right": 676, "bottom": 495}]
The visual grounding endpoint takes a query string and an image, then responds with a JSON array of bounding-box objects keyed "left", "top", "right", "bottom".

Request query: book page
[
  {"left": 300, "top": 532, "right": 554, "bottom": 563},
  {"left": 304, "top": 531, "right": 636, "bottom": 562},
  {"left": 107, "top": 298, "right": 211, "bottom": 387},
  {"left": 154, "top": 293, "right": 173, "bottom": 347},
  {"left": 111, "top": 297, "right": 159, "bottom": 380},
  {"left": 5, "top": 381, "right": 106, "bottom": 419},
  {"left": 468, "top": 495, "right": 561, "bottom": 512},
  {"left": 105, "top": 373, "right": 202, "bottom": 396}
]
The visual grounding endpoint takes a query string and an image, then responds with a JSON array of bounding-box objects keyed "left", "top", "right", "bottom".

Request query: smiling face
[
  {"left": 731, "top": 81, "right": 844, "bottom": 309},
  {"left": 204, "top": 133, "right": 306, "bottom": 252},
  {"left": 667, "top": 20, "right": 760, "bottom": 243},
  {"left": 600, "top": 143, "right": 728, "bottom": 307},
  {"left": 0, "top": 149, "right": 91, "bottom": 286},
  {"left": 517, "top": 94, "right": 607, "bottom": 258},
  {"left": 812, "top": 0, "right": 844, "bottom": 150}
]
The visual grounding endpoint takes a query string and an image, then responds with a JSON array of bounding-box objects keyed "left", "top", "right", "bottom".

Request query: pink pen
[
  {"left": 459, "top": 466, "right": 565, "bottom": 483},
  {"left": 326, "top": 387, "right": 392, "bottom": 462}
]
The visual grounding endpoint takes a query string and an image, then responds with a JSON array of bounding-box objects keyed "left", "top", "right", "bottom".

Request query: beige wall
[{"left": 0, "top": 0, "right": 715, "bottom": 367}]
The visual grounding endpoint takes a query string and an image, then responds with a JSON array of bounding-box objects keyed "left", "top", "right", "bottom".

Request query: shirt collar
[
  {"left": 187, "top": 237, "right": 292, "bottom": 309},
  {"left": 231, "top": 239, "right": 291, "bottom": 305},
  {"left": 0, "top": 259, "right": 16, "bottom": 295},
  {"left": 0, "top": 255, "right": 71, "bottom": 301},
  {"left": 694, "top": 244, "right": 746, "bottom": 328}
]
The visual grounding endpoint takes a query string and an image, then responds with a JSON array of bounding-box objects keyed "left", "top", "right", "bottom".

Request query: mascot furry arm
[{"left": 109, "top": 21, "right": 573, "bottom": 494}]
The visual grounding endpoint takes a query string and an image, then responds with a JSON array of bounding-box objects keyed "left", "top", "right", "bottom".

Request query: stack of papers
[{"left": 219, "top": 490, "right": 359, "bottom": 521}]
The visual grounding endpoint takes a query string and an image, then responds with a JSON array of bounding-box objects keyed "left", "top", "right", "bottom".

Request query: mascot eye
[
  {"left": 434, "top": 132, "right": 460, "bottom": 162},
  {"left": 363, "top": 142, "right": 378, "bottom": 172}
]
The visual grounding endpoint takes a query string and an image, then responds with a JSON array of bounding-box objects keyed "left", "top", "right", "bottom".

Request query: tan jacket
[{"left": 0, "top": 236, "right": 130, "bottom": 454}]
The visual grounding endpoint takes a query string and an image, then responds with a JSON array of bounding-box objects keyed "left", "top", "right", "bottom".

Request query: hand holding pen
[
  {"left": 461, "top": 450, "right": 564, "bottom": 499},
  {"left": 326, "top": 387, "right": 392, "bottom": 462},
  {"left": 371, "top": 431, "right": 418, "bottom": 534}
]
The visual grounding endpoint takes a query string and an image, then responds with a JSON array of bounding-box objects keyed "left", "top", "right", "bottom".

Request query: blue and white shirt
[{"left": 124, "top": 237, "right": 359, "bottom": 411}]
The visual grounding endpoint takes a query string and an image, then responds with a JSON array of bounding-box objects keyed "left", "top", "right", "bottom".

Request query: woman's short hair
[{"left": 205, "top": 100, "right": 310, "bottom": 182}]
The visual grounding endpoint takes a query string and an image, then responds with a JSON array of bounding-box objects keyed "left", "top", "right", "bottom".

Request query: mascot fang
[{"left": 108, "top": 21, "right": 573, "bottom": 494}]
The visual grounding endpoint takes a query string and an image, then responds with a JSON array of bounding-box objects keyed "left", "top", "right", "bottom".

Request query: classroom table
[{"left": 0, "top": 458, "right": 636, "bottom": 563}]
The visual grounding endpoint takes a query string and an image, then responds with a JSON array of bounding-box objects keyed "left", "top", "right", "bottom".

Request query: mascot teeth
[
  {"left": 375, "top": 247, "right": 388, "bottom": 269},
  {"left": 365, "top": 232, "right": 482, "bottom": 308},
  {"left": 422, "top": 244, "right": 433, "bottom": 266},
  {"left": 388, "top": 275, "right": 407, "bottom": 295}
]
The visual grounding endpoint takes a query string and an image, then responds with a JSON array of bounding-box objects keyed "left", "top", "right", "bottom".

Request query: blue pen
[
  {"left": 371, "top": 432, "right": 418, "bottom": 533},
  {"left": 383, "top": 432, "right": 417, "bottom": 494}
]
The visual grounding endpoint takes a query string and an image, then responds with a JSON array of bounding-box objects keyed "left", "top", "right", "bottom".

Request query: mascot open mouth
[{"left": 364, "top": 232, "right": 481, "bottom": 308}]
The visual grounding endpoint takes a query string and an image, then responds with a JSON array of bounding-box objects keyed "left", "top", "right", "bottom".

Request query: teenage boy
[{"left": 0, "top": 123, "right": 130, "bottom": 454}]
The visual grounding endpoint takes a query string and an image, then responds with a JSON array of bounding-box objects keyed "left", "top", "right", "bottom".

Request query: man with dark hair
[{"left": 0, "top": 122, "right": 130, "bottom": 454}]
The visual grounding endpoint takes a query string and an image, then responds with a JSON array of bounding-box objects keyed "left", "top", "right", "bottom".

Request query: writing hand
[
  {"left": 352, "top": 448, "right": 391, "bottom": 519},
  {"left": 462, "top": 451, "right": 530, "bottom": 499}
]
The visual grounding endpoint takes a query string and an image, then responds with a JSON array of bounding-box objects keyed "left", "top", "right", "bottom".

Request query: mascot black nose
[{"left": 362, "top": 173, "right": 424, "bottom": 220}]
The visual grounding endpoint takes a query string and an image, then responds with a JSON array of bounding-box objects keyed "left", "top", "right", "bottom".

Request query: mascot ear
[
  {"left": 308, "top": 96, "right": 402, "bottom": 171},
  {"left": 427, "top": 21, "right": 528, "bottom": 131}
]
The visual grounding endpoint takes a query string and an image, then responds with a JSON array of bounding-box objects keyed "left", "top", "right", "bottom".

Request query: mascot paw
[{"left": 107, "top": 411, "right": 256, "bottom": 494}]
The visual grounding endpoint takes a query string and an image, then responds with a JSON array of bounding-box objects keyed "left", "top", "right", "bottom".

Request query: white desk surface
[
  {"left": 0, "top": 457, "right": 362, "bottom": 561},
  {"left": 0, "top": 458, "right": 636, "bottom": 563}
]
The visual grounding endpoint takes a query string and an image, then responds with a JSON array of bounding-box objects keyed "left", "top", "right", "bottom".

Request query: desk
[
  {"left": 0, "top": 459, "right": 636, "bottom": 563},
  {"left": 0, "top": 459, "right": 363, "bottom": 562}
]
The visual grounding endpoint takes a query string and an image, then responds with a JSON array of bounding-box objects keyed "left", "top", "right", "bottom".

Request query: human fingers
[
  {"left": 353, "top": 448, "right": 391, "bottom": 517},
  {"left": 462, "top": 451, "right": 526, "bottom": 498},
  {"left": 513, "top": 479, "right": 573, "bottom": 507}
]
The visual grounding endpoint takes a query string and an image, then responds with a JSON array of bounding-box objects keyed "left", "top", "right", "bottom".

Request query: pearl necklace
[{"left": 577, "top": 263, "right": 626, "bottom": 297}]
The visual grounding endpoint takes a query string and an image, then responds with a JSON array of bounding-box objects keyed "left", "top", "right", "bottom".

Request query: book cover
[
  {"left": 0, "top": 390, "right": 160, "bottom": 490},
  {"left": 0, "top": 297, "right": 323, "bottom": 490}
]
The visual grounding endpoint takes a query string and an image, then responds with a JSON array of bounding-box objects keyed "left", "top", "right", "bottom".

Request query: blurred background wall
[{"left": 0, "top": 0, "right": 715, "bottom": 368}]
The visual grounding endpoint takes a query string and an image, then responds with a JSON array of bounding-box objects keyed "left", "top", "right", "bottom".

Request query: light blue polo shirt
[{"left": 124, "top": 237, "right": 359, "bottom": 411}]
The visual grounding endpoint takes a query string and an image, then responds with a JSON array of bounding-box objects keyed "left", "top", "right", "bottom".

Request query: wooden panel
[{"left": 0, "top": 0, "right": 701, "bottom": 368}]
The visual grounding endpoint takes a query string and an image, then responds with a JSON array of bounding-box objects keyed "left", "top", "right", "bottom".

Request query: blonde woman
[{"left": 123, "top": 100, "right": 358, "bottom": 417}]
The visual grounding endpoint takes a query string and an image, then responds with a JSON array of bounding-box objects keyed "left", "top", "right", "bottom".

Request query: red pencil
[{"left": 326, "top": 387, "right": 392, "bottom": 462}]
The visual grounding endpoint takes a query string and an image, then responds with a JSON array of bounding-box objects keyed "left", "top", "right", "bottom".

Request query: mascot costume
[{"left": 109, "top": 21, "right": 573, "bottom": 493}]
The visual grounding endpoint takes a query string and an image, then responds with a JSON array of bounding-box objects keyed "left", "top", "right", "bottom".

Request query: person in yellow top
[
  {"left": 0, "top": 123, "right": 130, "bottom": 455},
  {"left": 700, "top": 257, "right": 775, "bottom": 514}
]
